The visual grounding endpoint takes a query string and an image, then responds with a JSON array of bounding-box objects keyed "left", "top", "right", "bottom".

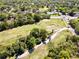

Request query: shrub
[
  {"left": 33, "top": 14, "right": 41, "bottom": 22},
  {"left": 69, "top": 19, "right": 79, "bottom": 33},
  {"left": 59, "top": 50, "right": 70, "bottom": 59},
  {"left": 26, "top": 28, "right": 48, "bottom": 49},
  {"left": 0, "top": 13, "right": 7, "bottom": 21},
  {"left": 1, "top": 21, "right": 8, "bottom": 30},
  {"left": 26, "top": 36, "right": 36, "bottom": 49},
  {"left": 45, "top": 35, "right": 78, "bottom": 59},
  {"left": 36, "top": 38, "right": 41, "bottom": 45},
  {"left": 7, "top": 20, "right": 15, "bottom": 29},
  {"left": 68, "top": 11, "right": 75, "bottom": 16},
  {"left": 40, "top": 29, "right": 48, "bottom": 42},
  {"left": 26, "top": 16, "right": 35, "bottom": 24},
  {"left": 30, "top": 28, "right": 40, "bottom": 38}
]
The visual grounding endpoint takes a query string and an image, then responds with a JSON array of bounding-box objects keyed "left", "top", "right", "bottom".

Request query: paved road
[{"left": 17, "top": 27, "right": 76, "bottom": 59}]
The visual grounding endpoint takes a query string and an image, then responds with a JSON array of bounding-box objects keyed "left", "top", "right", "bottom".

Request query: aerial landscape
[{"left": 0, "top": 0, "right": 79, "bottom": 59}]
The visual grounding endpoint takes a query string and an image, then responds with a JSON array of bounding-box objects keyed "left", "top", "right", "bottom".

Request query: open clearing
[{"left": 0, "top": 19, "right": 67, "bottom": 48}]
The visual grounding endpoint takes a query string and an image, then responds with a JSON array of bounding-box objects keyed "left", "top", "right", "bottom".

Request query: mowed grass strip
[
  {"left": 23, "top": 30, "right": 72, "bottom": 59},
  {"left": 0, "top": 19, "right": 67, "bottom": 46},
  {"left": 52, "top": 30, "right": 72, "bottom": 47}
]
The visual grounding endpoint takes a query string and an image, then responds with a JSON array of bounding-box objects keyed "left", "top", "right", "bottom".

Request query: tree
[
  {"left": 59, "top": 50, "right": 70, "bottom": 59},
  {"left": 0, "top": 13, "right": 7, "bottom": 21},
  {"left": 26, "top": 17, "right": 35, "bottom": 24},
  {"left": 36, "top": 38, "right": 41, "bottom": 45},
  {"left": 12, "top": 41, "right": 25, "bottom": 56},
  {"left": 69, "top": 19, "right": 79, "bottom": 34},
  {"left": 40, "top": 29, "right": 48, "bottom": 42},
  {"left": 41, "top": 13, "right": 50, "bottom": 19},
  {"left": 30, "top": 28, "right": 40, "bottom": 38},
  {"left": 30, "top": 28, "right": 48, "bottom": 42},
  {"left": 0, "top": 22, "right": 3, "bottom": 31},
  {"left": 13, "top": 20, "right": 18, "bottom": 27},
  {"left": 26, "top": 36, "right": 36, "bottom": 50},
  {"left": 48, "top": 48, "right": 60, "bottom": 59},
  {"left": 7, "top": 20, "right": 15, "bottom": 29},
  {"left": 33, "top": 14, "right": 41, "bottom": 22},
  {"left": 6, "top": 46, "right": 15, "bottom": 57},
  {"left": 1, "top": 21, "right": 8, "bottom": 30},
  {"left": 71, "top": 35, "right": 79, "bottom": 43},
  {"left": 68, "top": 10, "right": 75, "bottom": 16},
  {"left": 17, "top": 19, "right": 24, "bottom": 26}
]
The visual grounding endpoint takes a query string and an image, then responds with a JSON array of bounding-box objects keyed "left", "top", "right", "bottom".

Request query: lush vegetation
[
  {"left": 0, "top": 18, "right": 67, "bottom": 52},
  {"left": 26, "top": 28, "right": 48, "bottom": 49},
  {"left": 70, "top": 18, "right": 79, "bottom": 34},
  {"left": 25, "top": 30, "right": 79, "bottom": 59},
  {"left": 0, "top": 0, "right": 79, "bottom": 59},
  {"left": 54, "top": 0, "right": 79, "bottom": 15},
  {"left": 0, "top": 0, "right": 51, "bottom": 31},
  {"left": 0, "top": 12, "right": 67, "bottom": 59},
  {"left": 0, "top": 13, "right": 50, "bottom": 31},
  {"left": 0, "top": 28, "right": 48, "bottom": 59},
  {"left": 0, "top": 18, "right": 67, "bottom": 59},
  {"left": 0, "top": 0, "right": 79, "bottom": 31},
  {"left": 45, "top": 35, "right": 79, "bottom": 59},
  {"left": 24, "top": 30, "right": 72, "bottom": 59}
]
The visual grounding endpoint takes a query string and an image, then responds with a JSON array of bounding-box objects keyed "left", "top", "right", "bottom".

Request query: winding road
[{"left": 17, "top": 27, "right": 76, "bottom": 59}]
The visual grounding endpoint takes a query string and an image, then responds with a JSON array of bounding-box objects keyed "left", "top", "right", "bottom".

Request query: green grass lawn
[
  {"left": 39, "top": 6, "right": 48, "bottom": 12},
  {"left": 0, "top": 19, "right": 67, "bottom": 50},
  {"left": 52, "top": 30, "right": 72, "bottom": 47},
  {"left": 23, "top": 30, "right": 72, "bottom": 59}
]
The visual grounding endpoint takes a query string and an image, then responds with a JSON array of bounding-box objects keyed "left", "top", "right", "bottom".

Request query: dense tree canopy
[
  {"left": 70, "top": 19, "right": 79, "bottom": 34},
  {"left": 45, "top": 35, "right": 79, "bottom": 59}
]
